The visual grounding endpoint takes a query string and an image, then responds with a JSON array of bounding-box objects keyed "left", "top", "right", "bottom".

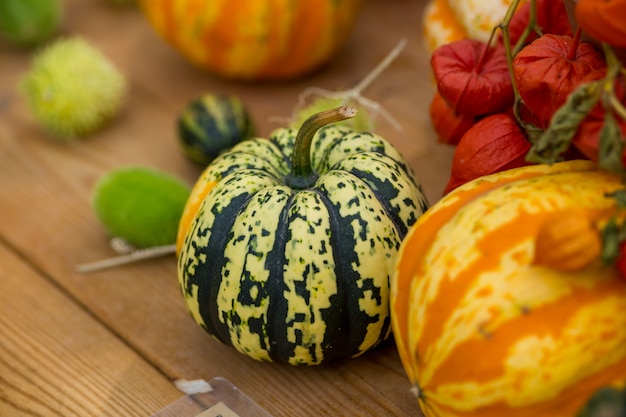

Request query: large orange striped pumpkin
[
  {"left": 391, "top": 160, "right": 626, "bottom": 417},
  {"left": 137, "top": 0, "right": 362, "bottom": 80}
]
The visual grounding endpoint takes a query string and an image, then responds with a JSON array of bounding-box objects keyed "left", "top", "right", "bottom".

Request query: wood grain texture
[
  {"left": 0, "top": 241, "right": 183, "bottom": 416},
  {"left": 0, "top": 0, "right": 451, "bottom": 415}
]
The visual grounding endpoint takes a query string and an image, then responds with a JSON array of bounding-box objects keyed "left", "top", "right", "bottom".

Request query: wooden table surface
[{"left": 0, "top": 1, "right": 455, "bottom": 416}]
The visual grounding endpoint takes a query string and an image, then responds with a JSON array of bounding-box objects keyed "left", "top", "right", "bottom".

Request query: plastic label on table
[
  {"left": 196, "top": 402, "right": 239, "bottom": 417},
  {"left": 150, "top": 377, "right": 273, "bottom": 417}
]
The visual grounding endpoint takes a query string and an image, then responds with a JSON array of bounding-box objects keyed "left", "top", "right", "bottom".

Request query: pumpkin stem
[
  {"left": 567, "top": 27, "right": 582, "bottom": 61},
  {"left": 286, "top": 106, "right": 357, "bottom": 189}
]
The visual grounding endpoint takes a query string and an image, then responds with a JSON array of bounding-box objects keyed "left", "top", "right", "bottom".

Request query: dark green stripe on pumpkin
[
  {"left": 315, "top": 188, "right": 364, "bottom": 362},
  {"left": 179, "top": 170, "right": 279, "bottom": 347},
  {"left": 198, "top": 139, "right": 291, "bottom": 186},
  {"left": 316, "top": 172, "right": 395, "bottom": 360},
  {"left": 336, "top": 152, "right": 429, "bottom": 237},
  {"left": 230, "top": 186, "right": 293, "bottom": 357},
  {"left": 265, "top": 189, "right": 353, "bottom": 365},
  {"left": 217, "top": 182, "right": 295, "bottom": 361},
  {"left": 263, "top": 193, "right": 298, "bottom": 363}
]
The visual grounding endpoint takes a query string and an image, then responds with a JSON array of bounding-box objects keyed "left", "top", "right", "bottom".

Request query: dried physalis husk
[
  {"left": 505, "top": 0, "right": 572, "bottom": 47},
  {"left": 526, "top": 80, "right": 603, "bottom": 164},
  {"left": 429, "top": 91, "right": 476, "bottom": 145},
  {"left": 444, "top": 113, "right": 531, "bottom": 194},
  {"left": 431, "top": 39, "right": 513, "bottom": 117},
  {"left": 513, "top": 32, "right": 606, "bottom": 127}
]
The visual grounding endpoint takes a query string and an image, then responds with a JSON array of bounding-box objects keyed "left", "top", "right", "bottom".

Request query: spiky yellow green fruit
[
  {"left": 21, "top": 37, "right": 127, "bottom": 139},
  {"left": 0, "top": 0, "right": 62, "bottom": 47},
  {"left": 92, "top": 167, "right": 191, "bottom": 248}
]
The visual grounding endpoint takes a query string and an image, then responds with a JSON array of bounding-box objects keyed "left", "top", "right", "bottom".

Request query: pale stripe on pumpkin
[
  {"left": 311, "top": 129, "right": 417, "bottom": 183},
  {"left": 178, "top": 170, "right": 281, "bottom": 338},
  {"left": 334, "top": 151, "right": 427, "bottom": 236},
  {"left": 279, "top": 190, "right": 338, "bottom": 365},
  {"left": 317, "top": 170, "right": 400, "bottom": 354},
  {"left": 423, "top": 295, "right": 626, "bottom": 415},
  {"left": 186, "top": 138, "right": 291, "bottom": 197},
  {"left": 176, "top": 138, "right": 288, "bottom": 252},
  {"left": 218, "top": 185, "right": 292, "bottom": 362}
]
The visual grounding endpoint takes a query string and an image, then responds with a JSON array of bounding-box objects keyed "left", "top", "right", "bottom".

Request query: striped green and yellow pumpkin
[
  {"left": 176, "top": 107, "right": 429, "bottom": 365},
  {"left": 137, "top": 0, "right": 362, "bottom": 80},
  {"left": 391, "top": 160, "right": 626, "bottom": 417},
  {"left": 177, "top": 94, "right": 254, "bottom": 165}
]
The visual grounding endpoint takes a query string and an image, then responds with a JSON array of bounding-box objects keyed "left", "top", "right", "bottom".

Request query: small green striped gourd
[
  {"left": 177, "top": 107, "right": 429, "bottom": 365},
  {"left": 178, "top": 94, "right": 254, "bottom": 165}
]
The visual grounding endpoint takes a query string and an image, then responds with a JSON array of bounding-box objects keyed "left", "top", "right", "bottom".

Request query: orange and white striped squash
[
  {"left": 422, "top": 0, "right": 516, "bottom": 53},
  {"left": 137, "top": 0, "right": 362, "bottom": 81},
  {"left": 391, "top": 160, "right": 626, "bottom": 417}
]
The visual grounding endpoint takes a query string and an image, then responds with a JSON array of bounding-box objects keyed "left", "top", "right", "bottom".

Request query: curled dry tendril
[{"left": 285, "top": 38, "right": 408, "bottom": 132}]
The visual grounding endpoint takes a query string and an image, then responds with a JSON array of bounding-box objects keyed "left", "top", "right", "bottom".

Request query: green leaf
[
  {"left": 526, "top": 81, "right": 601, "bottom": 164},
  {"left": 598, "top": 112, "right": 626, "bottom": 175},
  {"left": 0, "top": 0, "right": 61, "bottom": 47},
  {"left": 606, "top": 189, "right": 626, "bottom": 208},
  {"left": 514, "top": 98, "right": 543, "bottom": 143},
  {"left": 576, "top": 386, "right": 626, "bottom": 417}
]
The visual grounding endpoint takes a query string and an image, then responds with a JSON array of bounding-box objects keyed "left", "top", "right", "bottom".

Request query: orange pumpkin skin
[
  {"left": 423, "top": 0, "right": 467, "bottom": 54},
  {"left": 137, "top": 0, "right": 362, "bottom": 80},
  {"left": 422, "top": 0, "right": 515, "bottom": 53},
  {"left": 391, "top": 160, "right": 626, "bottom": 417}
]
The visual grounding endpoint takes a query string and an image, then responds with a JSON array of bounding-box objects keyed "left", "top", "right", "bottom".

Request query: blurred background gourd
[{"left": 137, "top": 0, "right": 363, "bottom": 81}]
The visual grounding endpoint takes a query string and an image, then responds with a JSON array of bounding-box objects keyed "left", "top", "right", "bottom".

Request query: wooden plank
[
  {"left": 0, "top": 0, "right": 442, "bottom": 415},
  {"left": 0, "top": 240, "right": 183, "bottom": 416}
]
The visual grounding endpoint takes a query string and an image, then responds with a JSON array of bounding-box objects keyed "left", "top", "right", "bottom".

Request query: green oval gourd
[
  {"left": 92, "top": 166, "right": 191, "bottom": 248},
  {"left": 177, "top": 94, "right": 254, "bottom": 165},
  {"left": 0, "top": 0, "right": 61, "bottom": 47},
  {"left": 176, "top": 107, "right": 429, "bottom": 365}
]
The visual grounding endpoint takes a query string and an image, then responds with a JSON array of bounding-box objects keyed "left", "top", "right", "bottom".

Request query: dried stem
[
  {"left": 499, "top": 0, "right": 525, "bottom": 101},
  {"left": 603, "top": 42, "right": 626, "bottom": 120},
  {"left": 76, "top": 244, "right": 176, "bottom": 273},
  {"left": 292, "top": 38, "right": 407, "bottom": 132}
]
